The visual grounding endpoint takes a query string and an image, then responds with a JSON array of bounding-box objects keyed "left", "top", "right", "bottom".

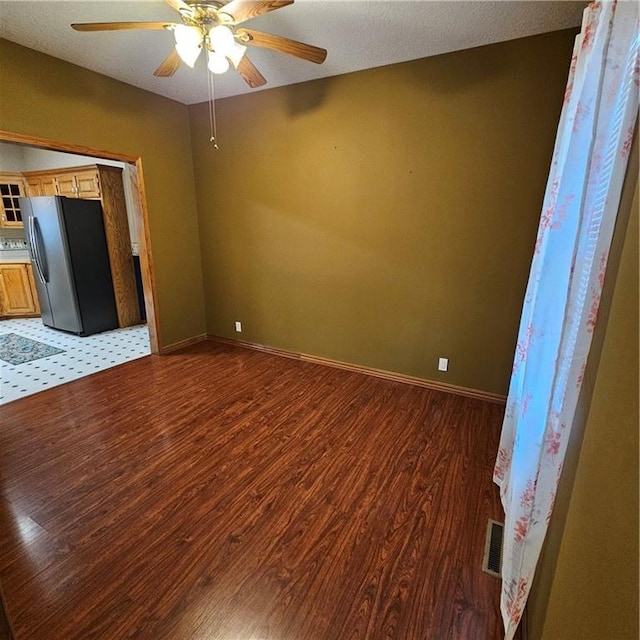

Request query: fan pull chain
[{"left": 206, "top": 64, "right": 219, "bottom": 150}]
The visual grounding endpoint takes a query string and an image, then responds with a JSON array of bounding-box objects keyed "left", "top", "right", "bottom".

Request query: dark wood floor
[{"left": 0, "top": 341, "right": 510, "bottom": 639}]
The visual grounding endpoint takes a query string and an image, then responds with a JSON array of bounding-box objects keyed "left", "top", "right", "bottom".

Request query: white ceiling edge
[{"left": 0, "top": 1, "right": 587, "bottom": 105}]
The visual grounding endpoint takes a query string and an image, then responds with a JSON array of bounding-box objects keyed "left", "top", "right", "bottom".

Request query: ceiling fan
[{"left": 71, "top": 0, "right": 327, "bottom": 89}]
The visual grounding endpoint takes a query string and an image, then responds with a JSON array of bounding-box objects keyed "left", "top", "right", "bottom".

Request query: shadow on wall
[
  {"left": 402, "top": 43, "right": 509, "bottom": 94},
  {"left": 276, "top": 33, "right": 512, "bottom": 120},
  {"left": 282, "top": 76, "right": 333, "bottom": 117},
  {"left": 399, "top": 28, "right": 578, "bottom": 95}
]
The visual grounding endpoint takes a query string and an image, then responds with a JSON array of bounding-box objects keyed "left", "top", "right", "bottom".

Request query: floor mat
[{"left": 0, "top": 333, "right": 65, "bottom": 365}]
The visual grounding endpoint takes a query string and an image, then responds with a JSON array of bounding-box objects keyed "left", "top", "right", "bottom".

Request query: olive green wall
[
  {"left": 189, "top": 29, "right": 577, "bottom": 396},
  {"left": 0, "top": 39, "right": 206, "bottom": 348}
]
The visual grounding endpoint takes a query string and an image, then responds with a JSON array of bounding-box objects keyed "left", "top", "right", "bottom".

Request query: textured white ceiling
[{"left": 0, "top": 0, "right": 586, "bottom": 105}]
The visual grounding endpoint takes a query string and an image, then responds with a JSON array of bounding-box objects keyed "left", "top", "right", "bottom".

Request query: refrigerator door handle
[
  {"left": 29, "top": 216, "right": 48, "bottom": 284},
  {"left": 34, "top": 218, "right": 49, "bottom": 282},
  {"left": 27, "top": 216, "right": 43, "bottom": 282}
]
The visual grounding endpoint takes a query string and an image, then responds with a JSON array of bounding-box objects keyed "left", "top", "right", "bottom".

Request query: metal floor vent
[{"left": 482, "top": 519, "right": 504, "bottom": 578}]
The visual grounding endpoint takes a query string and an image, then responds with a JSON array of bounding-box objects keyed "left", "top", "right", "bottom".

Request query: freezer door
[{"left": 23, "top": 197, "right": 82, "bottom": 333}]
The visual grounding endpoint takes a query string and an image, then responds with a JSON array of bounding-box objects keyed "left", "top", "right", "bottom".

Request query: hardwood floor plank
[{"left": 0, "top": 341, "right": 514, "bottom": 639}]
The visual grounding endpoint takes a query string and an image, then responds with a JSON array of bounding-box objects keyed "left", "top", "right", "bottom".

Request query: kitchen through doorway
[{"left": 0, "top": 136, "right": 158, "bottom": 404}]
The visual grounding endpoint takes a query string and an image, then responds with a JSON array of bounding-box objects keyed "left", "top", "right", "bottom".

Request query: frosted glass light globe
[
  {"left": 209, "top": 25, "right": 235, "bottom": 56},
  {"left": 207, "top": 50, "right": 230, "bottom": 74},
  {"left": 173, "top": 25, "right": 202, "bottom": 67}
]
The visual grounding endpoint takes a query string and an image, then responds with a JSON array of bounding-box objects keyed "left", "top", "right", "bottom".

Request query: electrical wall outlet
[
  {"left": 438, "top": 357, "right": 449, "bottom": 372},
  {"left": 235, "top": 321, "right": 242, "bottom": 333}
]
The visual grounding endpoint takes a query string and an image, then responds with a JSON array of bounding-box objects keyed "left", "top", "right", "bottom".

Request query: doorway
[
  {"left": 0, "top": 131, "right": 160, "bottom": 354},
  {"left": 0, "top": 132, "right": 160, "bottom": 403}
]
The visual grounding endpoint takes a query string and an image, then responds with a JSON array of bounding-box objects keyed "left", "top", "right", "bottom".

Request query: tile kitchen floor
[{"left": 0, "top": 318, "right": 150, "bottom": 405}]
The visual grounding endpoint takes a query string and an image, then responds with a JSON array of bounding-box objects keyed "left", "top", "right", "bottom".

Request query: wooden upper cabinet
[
  {"left": 55, "top": 173, "right": 77, "bottom": 198},
  {"left": 5, "top": 167, "right": 102, "bottom": 226},
  {"left": 24, "top": 175, "right": 43, "bottom": 197},
  {"left": 24, "top": 167, "right": 102, "bottom": 200},
  {"left": 55, "top": 169, "right": 100, "bottom": 199},
  {"left": 75, "top": 170, "right": 101, "bottom": 198},
  {"left": 40, "top": 176, "right": 58, "bottom": 196},
  {"left": 25, "top": 175, "right": 58, "bottom": 197},
  {"left": 0, "top": 173, "right": 27, "bottom": 228}
]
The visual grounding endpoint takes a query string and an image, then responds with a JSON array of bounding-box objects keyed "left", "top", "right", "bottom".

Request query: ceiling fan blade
[
  {"left": 237, "top": 28, "right": 326, "bottom": 64},
  {"left": 220, "top": 0, "right": 294, "bottom": 25},
  {"left": 71, "top": 22, "right": 175, "bottom": 32},
  {"left": 164, "top": 0, "right": 193, "bottom": 13},
  {"left": 154, "top": 49, "right": 182, "bottom": 77},
  {"left": 235, "top": 56, "right": 267, "bottom": 88}
]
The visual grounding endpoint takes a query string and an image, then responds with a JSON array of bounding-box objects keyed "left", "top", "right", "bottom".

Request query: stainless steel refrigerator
[{"left": 21, "top": 196, "right": 118, "bottom": 336}]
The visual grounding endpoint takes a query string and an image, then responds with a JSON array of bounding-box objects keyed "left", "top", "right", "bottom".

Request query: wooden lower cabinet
[{"left": 0, "top": 262, "right": 40, "bottom": 317}]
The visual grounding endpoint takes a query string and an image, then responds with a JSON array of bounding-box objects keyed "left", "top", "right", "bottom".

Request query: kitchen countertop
[{"left": 0, "top": 250, "right": 31, "bottom": 263}]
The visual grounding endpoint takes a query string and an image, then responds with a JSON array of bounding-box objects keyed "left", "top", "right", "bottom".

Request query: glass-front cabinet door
[{"left": 0, "top": 174, "right": 26, "bottom": 228}]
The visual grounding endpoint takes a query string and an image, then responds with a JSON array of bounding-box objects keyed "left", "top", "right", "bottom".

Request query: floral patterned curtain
[{"left": 493, "top": 2, "right": 639, "bottom": 638}]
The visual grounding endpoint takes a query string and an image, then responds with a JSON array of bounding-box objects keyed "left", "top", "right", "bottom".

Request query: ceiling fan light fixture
[
  {"left": 69, "top": 0, "right": 328, "bottom": 150},
  {"left": 207, "top": 50, "right": 230, "bottom": 74},
  {"left": 208, "top": 25, "right": 235, "bottom": 56},
  {"left": 174, "top": 24, "right": 202, "bottom": 67},
  {"left": 227, "top": 41, "right": 247, "bottom": 67}
]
